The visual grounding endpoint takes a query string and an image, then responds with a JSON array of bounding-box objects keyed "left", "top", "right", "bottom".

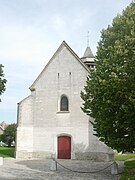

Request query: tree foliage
[
  {"left": 0, "top": 64, "right": 7, "bottom": 98},
  {"left": 2, "top": 123, "right": 17, "bottom": 147},
  {"left": 81, "top": 2, "right": 135, "bottom": 152}
]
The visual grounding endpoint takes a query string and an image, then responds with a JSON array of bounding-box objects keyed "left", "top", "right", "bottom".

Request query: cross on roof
[{"left": 87, "top": 31, "right": 90, "bottom": 47}]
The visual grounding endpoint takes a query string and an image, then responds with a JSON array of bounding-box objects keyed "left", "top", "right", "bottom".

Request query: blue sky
[{"left": 0, "top": 0, "right": 132, "bottom": 123}]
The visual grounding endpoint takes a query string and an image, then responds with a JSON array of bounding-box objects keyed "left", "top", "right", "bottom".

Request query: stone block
[{"left": 0, "top": 157, "right": 3, "bottom": 165}]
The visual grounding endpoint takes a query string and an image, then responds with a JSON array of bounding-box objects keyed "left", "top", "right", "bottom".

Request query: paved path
[{"left": 0, "top": 158, "right": 124, "bottom": 180}]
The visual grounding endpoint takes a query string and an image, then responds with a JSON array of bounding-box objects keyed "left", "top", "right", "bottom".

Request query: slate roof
[{"left": 82, "top": 46, "right": 94, "bottom": 58}]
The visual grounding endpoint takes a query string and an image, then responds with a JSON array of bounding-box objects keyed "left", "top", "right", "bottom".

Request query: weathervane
[{"left": 87, "top": 31, "right": 90, "bottom": 47}]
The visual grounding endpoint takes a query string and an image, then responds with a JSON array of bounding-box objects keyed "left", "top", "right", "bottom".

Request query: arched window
[{"left": 60, "top": 95, "right": 69, "bottom": 111}]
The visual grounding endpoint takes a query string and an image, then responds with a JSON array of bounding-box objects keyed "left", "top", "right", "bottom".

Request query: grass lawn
[
  {"left": 115, "top": 153, "right": 135, "bottom": 161},
  {"left": 0, "top": 146, "right": 15, "bottom": 158},
  {"left": 120, "top": 160, "right": 135, "bottom": 180},
  {"left": 115, "top": 153, "right": 135, "bottom": 180}
]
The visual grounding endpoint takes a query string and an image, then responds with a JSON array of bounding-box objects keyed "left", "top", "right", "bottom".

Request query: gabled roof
[
  {"left": 30, "top": 41, "right": 89, "bottom": 90},
  {"left": 0, "top": 125, "right": 4, "bottom": 131},
  {"left": 0, "top": 121, "right": 8, "bottom": 130}
]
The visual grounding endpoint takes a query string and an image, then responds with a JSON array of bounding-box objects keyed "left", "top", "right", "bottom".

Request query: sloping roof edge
[
  {"left": 29, "top": 41, "right": 90, "bottom": 90},
  {"left": 17, "top": 95, "right": 33, "bottom": 105},
  {"left": 0, "top": 125, "right": 4, "bottom": 131}
]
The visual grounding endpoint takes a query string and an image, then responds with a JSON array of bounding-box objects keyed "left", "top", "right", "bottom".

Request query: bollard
[
  {"left": 50, "top": 158, "right": 57, "bottom": 171},
  {"left": 111, "top": 161, "right": 118, "bottom": 175},
  {"left": 0, "top": 157, "right": 3, "bottom": 165}
]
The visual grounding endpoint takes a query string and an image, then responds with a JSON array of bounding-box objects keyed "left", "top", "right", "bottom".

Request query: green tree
[
  {"left": 2, "top": 124, "right": 17, "bottom": 147},
  {"left": 81, "top": 2, "right": 135, "bottom": 153},
  {"left": 0, "top": 64, "right": 7, "bottom": 100}
]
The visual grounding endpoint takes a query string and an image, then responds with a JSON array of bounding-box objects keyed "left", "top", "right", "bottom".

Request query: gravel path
[{"left": 0, "top": 158, "right": 124, "bottom": 180}]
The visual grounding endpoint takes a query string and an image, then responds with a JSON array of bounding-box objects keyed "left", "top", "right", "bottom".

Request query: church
[{"left": 16, "top": 41, "right": 114, "bottom": 161}]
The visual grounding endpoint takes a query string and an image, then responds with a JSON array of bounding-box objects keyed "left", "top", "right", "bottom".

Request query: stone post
[
  {"left": 0, "top": 157, "right": 3, "bottom": 165},
  {"left": 50, "top": 158, "right": 57, "bottom": 171},
  {"left": 111, "top": 161, "right": 118, "bottom": 175}
]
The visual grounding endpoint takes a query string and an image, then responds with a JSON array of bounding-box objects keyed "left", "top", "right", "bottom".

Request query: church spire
[
  {"left": 81, "top": 32, "right": 95, "bottom": 68},
  {"left": 82, "top": 31, "right": 94, "bottom": 58},
  {"left": 82, "top": 46, "right": 94, "bottom": 58}
]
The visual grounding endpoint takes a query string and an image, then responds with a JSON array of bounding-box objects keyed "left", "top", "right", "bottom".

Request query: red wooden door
[{"left": 58, "top": 136, "right": 71, "bottom": 159}]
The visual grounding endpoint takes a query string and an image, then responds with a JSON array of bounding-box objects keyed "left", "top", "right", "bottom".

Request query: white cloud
[
  {"left": 52, "top": 15, "right": 66, "bottom": 30},
  {"left": 0, "top": 26, "right": 53, "bottom": 64}
]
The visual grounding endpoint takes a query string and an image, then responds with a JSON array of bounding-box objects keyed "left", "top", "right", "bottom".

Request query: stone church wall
[{"left": 16, "top": 42, "right": 114, "bottom": 161}]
